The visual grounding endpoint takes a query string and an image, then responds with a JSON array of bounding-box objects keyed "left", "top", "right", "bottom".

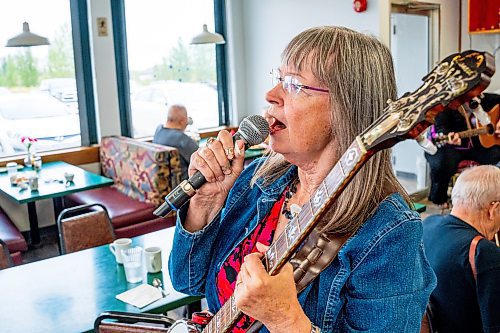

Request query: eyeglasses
[{"left": 270, "top": 69, "right": 329, "bottom": 95}]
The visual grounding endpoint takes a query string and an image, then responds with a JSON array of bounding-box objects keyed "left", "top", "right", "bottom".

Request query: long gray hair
[{"left": 252, "top": 26, "right": 409, "bottom": 234}]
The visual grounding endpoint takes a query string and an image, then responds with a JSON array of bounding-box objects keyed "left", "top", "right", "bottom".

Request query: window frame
[
  {"left": 111, "top": 0, "right": 229, "bottom": 138},
  {"left": 0, "top": 0, "right": 97, "bottom": 159},
  {"left": 71, "top": 0, "right": 98, "bottom": 146}
]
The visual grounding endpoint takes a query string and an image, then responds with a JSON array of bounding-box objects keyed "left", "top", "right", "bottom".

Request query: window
[
  {"left": 116, "top": 0, "right": 227, "bottom": 138},
  {"left": 0, "top": 0, "right": 95, "bottom": 158}
]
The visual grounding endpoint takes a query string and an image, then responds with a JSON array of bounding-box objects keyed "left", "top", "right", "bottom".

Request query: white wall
[
  {"left": 88, "top": 0, "right": 122, "bottom": 138},
  {"left": 436, "top": 0, "right": 461, "bottom": 59},
  {"left": 382, "top": 0, "right": 500, "bottom": 93},
  {"left": 228, "top": 0, "right": 382, "bottom": 121},
  {"left": 379, "top": 0, "right": 460, "bottom": 66}
]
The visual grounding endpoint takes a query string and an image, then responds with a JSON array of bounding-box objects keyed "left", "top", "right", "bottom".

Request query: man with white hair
[
  {"left": 422, "top": 165, "right": 500, "bottom": 333},
  {"left": 153, "top": 104, "right": 198, "bottom": 180}
]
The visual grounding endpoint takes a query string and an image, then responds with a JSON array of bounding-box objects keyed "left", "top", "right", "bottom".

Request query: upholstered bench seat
[
  {"left": 65, "top": 187, "right": 173, "bottom": 238},
  {"left": 66, "top": 187, "right": 157, "bottom": 228},
  {"left": 64, "top": 136, "right": 181, "bottom": 238},
  {"left": 0, "top": 207, "right": 27, "bottom": 265}
]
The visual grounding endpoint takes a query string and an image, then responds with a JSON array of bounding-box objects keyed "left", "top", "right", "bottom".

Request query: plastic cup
[
  {"left": 7, "top": 162, "right": 18, "bottom": 185},
  {"left": 121, "top": 247, "right": 144, "bottom": 283},
  {"left": 33, "top": 156, "right": 42, "bottom": 170}
]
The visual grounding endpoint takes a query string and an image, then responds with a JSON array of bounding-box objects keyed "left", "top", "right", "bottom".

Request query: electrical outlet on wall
[{"left": 97, "top": 17, "right": 108, "bottom": 37}]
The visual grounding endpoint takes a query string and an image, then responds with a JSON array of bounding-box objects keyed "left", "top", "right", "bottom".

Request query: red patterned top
[{"left": 215, "top": 190, "right": 286, "bottom": 332}]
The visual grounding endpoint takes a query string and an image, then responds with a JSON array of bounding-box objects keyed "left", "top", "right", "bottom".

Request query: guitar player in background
[
  {"left": 169, "top": 26, "right": 436, "bottom": 332},
  {"left": 425, "top": 92, "right": 500, "bottom": 209}
]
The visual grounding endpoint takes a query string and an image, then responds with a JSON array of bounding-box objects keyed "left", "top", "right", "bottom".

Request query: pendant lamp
[
  {"left": 6, "top": 22, "right": 50, "bottom": 47},
  {"left": 190, "top": 24, "right": 225, "bottom": 45}
]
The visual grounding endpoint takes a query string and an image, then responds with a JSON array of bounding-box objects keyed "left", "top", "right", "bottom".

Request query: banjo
[{"left": 168, "top": 50, "right": 495, "bottom": 333}]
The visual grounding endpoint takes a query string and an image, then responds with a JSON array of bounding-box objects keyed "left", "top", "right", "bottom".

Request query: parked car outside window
[
  {"left": 0, "top": 92, "right": 81, "bottom": 157},
  {"left": 39, "top": 78, "right": 78, "bottom": 113},
  {"left": 131, "top": 81, "right": 218, "bottom": 137}
]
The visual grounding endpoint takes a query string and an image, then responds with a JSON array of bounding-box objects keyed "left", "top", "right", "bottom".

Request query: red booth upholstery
[{"left": 0, "top": 207, "right": 27, "bottom": 265}]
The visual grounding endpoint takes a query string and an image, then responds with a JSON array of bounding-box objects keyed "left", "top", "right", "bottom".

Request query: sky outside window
[{"left": 125, "top": 0, "right": 220, "bottom": 136}]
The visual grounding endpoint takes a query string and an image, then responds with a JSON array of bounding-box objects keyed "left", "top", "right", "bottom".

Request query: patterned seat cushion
[
  {"left": 66, "top": 136, "right": 181, "bottom": 236},
  {"left": 100, "top": 136, "right": 182, "bottom": 206}
]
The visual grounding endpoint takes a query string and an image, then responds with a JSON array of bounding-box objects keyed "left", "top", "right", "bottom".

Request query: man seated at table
[
  {"left": 153, "top": 104, "right": 199, "bottom": 180},
  {"left": 422, "top": 165, "right": 500, "bottom": 333}
]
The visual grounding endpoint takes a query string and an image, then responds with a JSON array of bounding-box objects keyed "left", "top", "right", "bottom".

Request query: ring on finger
[
  {"left": 224, "top": 147, "right": 234, "bottom": 156},
  {"left": 206, "top": 137, "right": 216, "bottom": 146}
]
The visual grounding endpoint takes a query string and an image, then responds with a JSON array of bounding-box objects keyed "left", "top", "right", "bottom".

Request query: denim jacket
[{"left": 169, "top": 160, "right": 436, "bottom": 332}]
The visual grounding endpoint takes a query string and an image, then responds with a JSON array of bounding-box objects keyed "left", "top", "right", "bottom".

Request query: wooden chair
[
  {"left": 57, "top": 203, "right": 116, "bottom": 254},
  {"left": 94, "top": 311, "right": 175, "bottom": 333},
  {"left": 0, "top": 238, "right": 14, "bottom": 269}
]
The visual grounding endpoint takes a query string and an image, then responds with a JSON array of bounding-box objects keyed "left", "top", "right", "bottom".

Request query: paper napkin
[{"left": 116, "top": 284, "right": 163, "bottom": 308}]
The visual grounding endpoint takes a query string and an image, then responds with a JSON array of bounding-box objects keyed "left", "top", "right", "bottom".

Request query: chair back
[
  {"left": 0, "top": 238, "right": 13, "bottom": 269},
  {"left": 98, "top": 322, "right": 169, "bottom": 333},
  {"left": 94, "top": 311, "right": 174, "bottom": 333},
  {"left": 58, "top": 203, "right": 116, "bottom": 254}
]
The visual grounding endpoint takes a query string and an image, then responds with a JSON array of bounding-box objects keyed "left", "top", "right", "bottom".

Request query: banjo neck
[{"left": 202, "top": 138, "right": 371, "bottom": 333}]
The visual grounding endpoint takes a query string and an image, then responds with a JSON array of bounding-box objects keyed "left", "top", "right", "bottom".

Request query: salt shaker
[
  {"left": 29, "top": 175, "right": 39, "bottom": 191},
  {"left": 33, "top": 156, "right": 42, "bottom": 171}
]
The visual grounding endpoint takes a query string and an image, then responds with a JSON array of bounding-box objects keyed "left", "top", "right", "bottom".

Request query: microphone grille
[{"left": 238, "top": 115, "right": 270, "bottom": 146}]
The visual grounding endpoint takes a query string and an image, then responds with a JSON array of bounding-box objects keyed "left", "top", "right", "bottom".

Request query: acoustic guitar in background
[{"left": 432, "top": 104, "right": 499, "bottom": 148}]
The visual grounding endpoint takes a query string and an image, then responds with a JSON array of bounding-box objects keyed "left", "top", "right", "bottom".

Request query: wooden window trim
[{"left": 0, "top": 126, "right": 237, "bottom": 167}]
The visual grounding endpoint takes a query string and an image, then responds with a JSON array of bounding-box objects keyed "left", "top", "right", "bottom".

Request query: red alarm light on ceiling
[{"left": 353, "top": 0, "right": 367, "bottom": 12}]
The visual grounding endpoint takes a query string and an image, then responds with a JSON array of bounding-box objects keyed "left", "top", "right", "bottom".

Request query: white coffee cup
[
  {"left": 109, "top": 238, "right": 132, "bottom": 264},
  {"left": 144, "top": 246, "right": 162, "bottom": 273}
]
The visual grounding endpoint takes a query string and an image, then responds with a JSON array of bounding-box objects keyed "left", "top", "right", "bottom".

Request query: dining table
[
  {"left": 0, "top": 161, "right": 114, "bottom": 246},
  {"left": 0, "top": 226, "right": 202, "bottom": 333}
]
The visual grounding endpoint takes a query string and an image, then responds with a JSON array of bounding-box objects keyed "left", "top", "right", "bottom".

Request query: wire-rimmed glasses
[{"left": 270, "top": 68, "right": 329, "bottom": 95}]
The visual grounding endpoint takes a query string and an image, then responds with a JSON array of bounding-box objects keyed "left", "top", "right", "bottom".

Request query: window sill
[
  {"left": 0, "top": 126, "right": 237, "bottom": 167},
  {"left": 0, "top": 145, "right": 100, "bottom": 167}
]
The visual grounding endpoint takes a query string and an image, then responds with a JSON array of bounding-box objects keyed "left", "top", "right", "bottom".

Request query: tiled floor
[
  {"left": 22, "top": 225, "right": 60, "bottom": 264},
  {"left": 419, "top": 198, "right": 450, "bottom": 220}
]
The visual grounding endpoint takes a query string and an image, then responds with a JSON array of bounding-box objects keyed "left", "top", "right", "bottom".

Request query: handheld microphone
[
  {"left": 416, "top": 133, "right": 437, "bottom": 155},
  {"left": 153, "top": 115, "right": 270, "bottom": 217}
]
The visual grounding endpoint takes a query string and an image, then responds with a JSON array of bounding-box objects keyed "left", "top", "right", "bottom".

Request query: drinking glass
[
  {"left": 6, "top": 162, "right": 18, "bottom": 185},
  {"left": 121, "top": 247, "right": 144, "bottom": 283}
]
